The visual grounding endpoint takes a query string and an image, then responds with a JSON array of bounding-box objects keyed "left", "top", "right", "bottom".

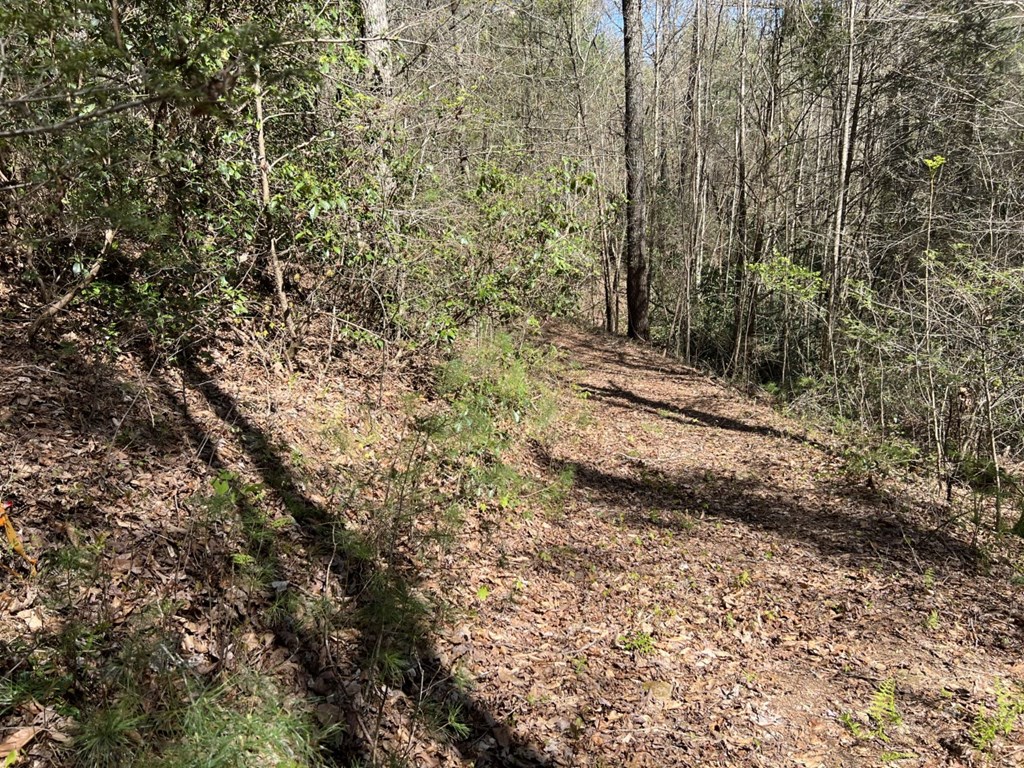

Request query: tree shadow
[
  {"left": 0, "top": 332, "right": 200, "bottom": 554},
  {"left": 2, "top": 320, "right": 550, "bottom": 765},
  {"left": 530, "top": 443, "right": 1024, "bottom": 652},
  {"left": 546, "top": 323, "right": 698, "bottom": 382},
  {"left": 579, "top": 381, "right": 830, "bottom": 452},
  {"left": 2, "top": 335, "right": 189, "bottom": 457},
  {"left": 166, "top": 360, "right": 551, "bottom": 767}
]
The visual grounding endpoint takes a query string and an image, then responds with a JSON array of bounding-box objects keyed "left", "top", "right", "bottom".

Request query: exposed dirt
[
  {"left": 2, "top": 316, "right": 1023, "bottom": 767},
  {"left": 456, "top": 322, "right": 1024, "bottom": 767}
]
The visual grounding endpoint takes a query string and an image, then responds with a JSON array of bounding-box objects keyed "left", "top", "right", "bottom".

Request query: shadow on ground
[
  {"left": 579, "top": 382, "right": 829, "bottom": 452},
  {"left": 530, "top": 442, "right": 1024, "bottom": 652},
  {"left": 2, "top": 325, "right": 549, "bottom": 767},
  {"left": 167, "top": 361, "right": 550, "bottom": 767}
]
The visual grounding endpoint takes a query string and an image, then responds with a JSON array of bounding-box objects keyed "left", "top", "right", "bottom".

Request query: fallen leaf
[{"left": 0, "top": 726, "right": 40, "bottom": 760}]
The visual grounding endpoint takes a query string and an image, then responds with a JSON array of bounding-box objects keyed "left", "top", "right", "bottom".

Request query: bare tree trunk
[
  {"left": 825, "top": 0, "right": 858, "bottom": 377},
  {"left": 362, "top": 0, "right": 396, "bottom": 213},
  {"left": 729, "top": 0, "right": 749, "bottom": 374},
  {"left": 688, "top": 7, "right": 704, "bottom": 364},
  {"left": 362, "top": 0, "right": 393, "bottom": 93},
  {"left": 564, "top": 5, "right": 616, "bottom": 333},
  {"left": 982, "top": 357, "right": 1003, "bottom": 529},
  {"left": 623, "top": 0, "right": 649, "bottom": 341}
]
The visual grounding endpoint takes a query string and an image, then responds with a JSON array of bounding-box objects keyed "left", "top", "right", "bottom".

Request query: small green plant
[
  {"left": 839, "top": 711, "right": 870, "bottom": 740},
  {"left": 923, "top": 609, "right": 940, "bottom": 630},
  {"left": 421, "top": 699, "right": 472, "bottom": 742},
  {"left": 734, "top": 570, "right": 752, "bottom": 588},
  {"left": 443, "top": 702, "right": 472, "bottom": 741},
  {"left": 617, "top": 630, "right": 655, "bottom": 656},
  {"left": 970, "top": 681, "right": 1024, "bottom": 752},
  {"left": 74, "top": 699, "right": 147, "bottom": 768},
  {"left": 230, "top": 552, "right": 256, "bottom": 567},
  {"left": 922, "top": 568, "right": 935, "bottom": 589},
  {"left": 868, "top": 678, "right": 902, "bottom": 740},
  {"left": 373, "top": 649, "right": 408, "bottom": 687},
  {"left": 572, "top": 655, "right": 588, "bottom": 676},
  {"left": 840, "top": 678, "right": 902, "bottom": 742},
  {"left": 923, "top": 153, "right": 947, "bottom": 176}
]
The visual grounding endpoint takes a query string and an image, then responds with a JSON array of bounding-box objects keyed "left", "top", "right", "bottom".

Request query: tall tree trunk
[
  {"left": 361, "top": 0, "right": 392, "bottom": 93},
  {"left": 680, "top": 2, "right": 703, "bottom": 362},
  {"left": 729, "top": 0, "right": 749, "bottom": 374},
  {"left": 623, "top": 0, "right": 649, "bottom": 341},
  {"left": 564, "top": 6, "right": 616, "bottom": 333},
  {"left": 362, "top": 0, "right": 396, "bottom": 211},
  {"left": 825, "top": 0, "right": 858, "bottom": 376}
]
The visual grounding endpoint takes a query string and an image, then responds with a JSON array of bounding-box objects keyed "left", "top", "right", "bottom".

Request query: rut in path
[{"left": 450, "top": 322, "right": 1024, "bottom": 767}]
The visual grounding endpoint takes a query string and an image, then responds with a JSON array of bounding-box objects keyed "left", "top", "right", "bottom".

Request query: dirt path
[
  {"left": 3, "top": 319, "right": 1023, "bottom": 768},
  {"left": 444, "top": 323, "right": 1024, "bottom": 767}
]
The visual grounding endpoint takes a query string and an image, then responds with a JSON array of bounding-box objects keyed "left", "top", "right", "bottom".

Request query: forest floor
[{"left": 2, "top": 314, "right": 1024, "bottom": 767}]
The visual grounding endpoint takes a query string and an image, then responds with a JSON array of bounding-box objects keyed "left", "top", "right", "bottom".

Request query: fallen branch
[{"left": 28, "top": 228, "right": 115, "bottom": 343}]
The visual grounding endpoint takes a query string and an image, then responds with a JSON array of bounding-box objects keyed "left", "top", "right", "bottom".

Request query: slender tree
[{"left": 622, "top": 0, "right": 649, "bottom": 340}]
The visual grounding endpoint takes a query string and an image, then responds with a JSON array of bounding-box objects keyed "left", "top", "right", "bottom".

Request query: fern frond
[{"left": 868, "top": 677, "right": 902, "bottom": 740}]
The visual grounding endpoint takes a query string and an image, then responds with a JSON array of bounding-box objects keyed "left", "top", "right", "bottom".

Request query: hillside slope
[{"left": 2, "top": 319, "right": 1023, "bottom": 767}]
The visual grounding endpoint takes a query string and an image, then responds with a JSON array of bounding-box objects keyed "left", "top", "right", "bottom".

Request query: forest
[{"left": 2, "top": 0, "right": 1024, "bottom": 766}]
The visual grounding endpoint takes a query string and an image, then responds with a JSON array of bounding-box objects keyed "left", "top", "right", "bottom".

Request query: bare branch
[
  {"left": 0, "top": 96, "right": 158, "bottom": 139},
  {"left": 28, "top": 229, "right": 116, "bottom": 343}
]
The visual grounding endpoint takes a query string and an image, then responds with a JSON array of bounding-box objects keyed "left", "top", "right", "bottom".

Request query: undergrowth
[
  {"left": 3, "top": 616, "right": 327, "bottom": 768},
  {"left": 3, "top": 321, "right": 577, "bottom": 767},
  {"left": 431, "top": 324, "right": 562, "bottom": 454},
  {"left": 970, "top": 680, "right": 1024, "bottom": 753},
  {"left": 418, "top": 324, "right": 572, "bottom": 529}
]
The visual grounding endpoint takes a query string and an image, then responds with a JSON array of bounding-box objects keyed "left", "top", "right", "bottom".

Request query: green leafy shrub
[
  {"left": 838, "top": 425, "right": 920, "bottom": 482},
  {"left": 430, "top": 328, "right": 561, "bottom": 456}
]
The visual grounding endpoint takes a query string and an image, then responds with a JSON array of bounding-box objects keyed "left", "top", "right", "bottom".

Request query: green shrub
[{"left": 431, "top": 328, "right": 561, "bottom": 456}]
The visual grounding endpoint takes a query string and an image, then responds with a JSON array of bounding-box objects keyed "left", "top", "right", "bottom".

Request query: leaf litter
[{"left": 1, "top": 316, "right": 1023, "bottom": 767}]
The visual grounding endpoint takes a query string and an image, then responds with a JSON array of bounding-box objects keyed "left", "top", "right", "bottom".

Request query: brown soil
[
  {"left": 2, "top": 317, "right": 1023, "bottom": 767},
  {"left": 466, "top": 322, "right": 1024, "bottom": 768}
]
